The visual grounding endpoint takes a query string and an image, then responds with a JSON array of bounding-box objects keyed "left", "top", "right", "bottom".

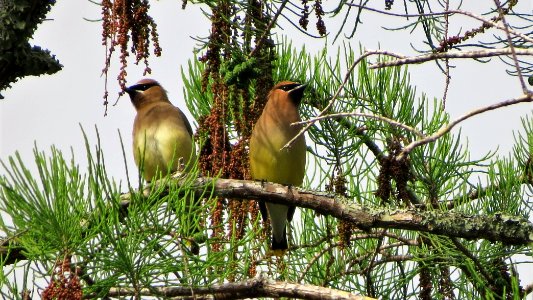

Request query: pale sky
[
  {"left": 0, "top": 0, "right": 531, "bottom": 297},
  {"left": 1, "top": 2, "right": 529, "bottom": 170}
]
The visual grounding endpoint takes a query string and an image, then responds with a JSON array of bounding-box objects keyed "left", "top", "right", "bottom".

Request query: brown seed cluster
[
  {"left": 42, "top": 256, "right": 82, "bottom": 300},
  {"left": 314, "top": 0, "right": 326, "bottom": 36},
  {"left": 326, "top": 169, "right": 354, "bottom": 248},
  {"left": 524, "top": 155, "right": 533, "bottom": 184},
  {"left": 488, "top": 257, "right": 524, "bottom": 298},
  {"left": 298, "top": 0, "right": 327, "bottom": 36},
  {"left": 375, "top": 138, "right": 412, "bottom": 206},
  {"left": 197, "top": 0, "right": 233, "bottom": 247},
  {"left": 385, "top": 0, "right": 394, "bottom": 10},
  {"left": 418, "top": 260, "right": 432, "bottom": 300},
  {"left": 196, "top": 0, "right": 275, "bottom": 255},
  {"left": 436, "top": 0, "right": 517, "bottom": 52},
  {"left": 299, "top": 0, "right": 310, "bottom": 30},
  {"left": 101, "top": 0, "right": 162, "bottom": 111}
]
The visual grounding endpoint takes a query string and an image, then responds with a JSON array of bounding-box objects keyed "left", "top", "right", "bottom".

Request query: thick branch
[
  {"left": 0, "top": 0, "right": 62, "bottom": 95},
  {"left": 86, "top": 274, "right": 374, "bottom": 300},
  {"left": 123, "top": 175, "right": 533, "bottom": 245},
  {"left": 2, "top": 175, "right": 532, "bottom": 266}
]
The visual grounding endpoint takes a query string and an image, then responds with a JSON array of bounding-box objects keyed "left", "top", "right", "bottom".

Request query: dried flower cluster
[
  {"left": 197, "top": 1, "right": 233, "bottom": 252},
  {"left": 100, "top": 0, "right": 162, "bottom": 111},
  {"left": 385, "top": 0, "right": 394, "bottom": 10},
  {"left": 196, "top": 0, "right": 275, "bottom": 257},
  {"left": 298, "top": 0, "right": 327, "bottom": 36},
  {"left": 299, "top": 0, "right": 310, "bottom": 30},
  {"left": 436, "top": 0, "right": 517, "bottom": 52},
  {"left": 375, "top": 138, "right": 412, "bottom": 206},
  {"left": 314, "top": 0, "right": 326, "bottom": 36},
  {"left": 326, "top": 169, "right": 354, "bottom": 249},
  {"left": 42, "top": 256, "right": 82, "bottom": 300}
]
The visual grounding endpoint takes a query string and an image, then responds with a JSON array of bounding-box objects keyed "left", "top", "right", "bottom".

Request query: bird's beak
[
  {"left": 124, "top": 86, "right": 136, "bottom": 97},
  {"left": 288, "top": 83, "right": 307, "bottom": 105}
]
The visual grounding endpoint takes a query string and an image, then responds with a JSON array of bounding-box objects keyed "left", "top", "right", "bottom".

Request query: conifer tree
[{"left": 0, "top": 1, "right": 532, "bottom": 299}]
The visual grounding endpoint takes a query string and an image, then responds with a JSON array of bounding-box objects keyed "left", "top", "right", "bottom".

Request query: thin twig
[
  {"left": 308, "top": 100, "right": 387, "bottom": 161},
  {"left": 282, "top": 50, "right": 403, "bottom": 150},
  {"left": 492, "top": 0, "right": 528, "bottom": 93},
  {"left": 370, "top": 48, "right": 533, "bottom": 69},
  {"left": 447, "top": 173, "right": 533, "bottom": 210},
  {"left": 296, "top": 233, "right": 416, "bottom": 283},
  {"left": 345, "top": 4, "right": 533, "bottom": 44},
  {"left": 451, "top": 238, "right": 494, "bottom": 285},
  {"left": 399, "top": 93, "right": 533, "bottom": 159},
  {"left": 294, "top": 111, "right": 425, "bottom": 138},
  {"left": 297, "top": 241, "right": 335, "bottom": 282},
  {"left": 365, "top": 228, "right": 387, "bottom": 296},
  {"left": 361, "top": 254, "right": 414, "bottom": 274}
]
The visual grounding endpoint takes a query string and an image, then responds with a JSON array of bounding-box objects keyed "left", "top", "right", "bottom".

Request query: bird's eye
[
  {"left": 137, "top": 84, "right": 154, "bottom": 91},
  {"left": 278, "top": 84, "right": 299, "bottom": 91},
  {"left": 130, "top": 83, "right": 158, "bottom": 91}
]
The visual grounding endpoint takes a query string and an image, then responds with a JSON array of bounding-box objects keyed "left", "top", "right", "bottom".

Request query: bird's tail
[
  {"left": 271, "top": 227, "right": 288, "bottom": 250},
  {"left": 175, "top": 194, "right": 204, "bottom": 255}
]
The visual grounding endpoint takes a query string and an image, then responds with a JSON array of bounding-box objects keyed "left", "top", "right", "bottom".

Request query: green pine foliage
[
  {"left": 0, "top": 0, "right": 532, "bottom": 298},
  {"left": 0, "top": 40, "right": 531, "bottom": 298}
]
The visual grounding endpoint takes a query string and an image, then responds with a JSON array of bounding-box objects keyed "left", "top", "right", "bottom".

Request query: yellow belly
[
  {"left": 133, "top": 122, "right": 194, "bottom": 181},
  {"left": 249, "top": 131, "right": 306, "bottom": 186}
]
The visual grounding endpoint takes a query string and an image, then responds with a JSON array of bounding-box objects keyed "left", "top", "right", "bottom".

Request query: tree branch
[
  {"left": 295, "top": 111, "right": 425, "bottom": 138},
  {"left": 345, "top": 5, "right": 533, "bottom": 45},
  {"left": 492, "top": 0, "right": 528, "bottom": 93},
  {"left": 2, "top": 174, "right": 532, "bottom": 266},
  {"left": 369, "top": 48, "right": 533, "bottom": 69},
  {"left": 123, "top": 175, "right": 533, "bottom": 245},
  {"left": 86, "top": 273, "right": 375, "bottom": 299},
  {"left": 399, "top": 93, "right": 533, "bottom": 158},
  {"left": 282, "top": 50, "right": 400, "bottom": 150}
]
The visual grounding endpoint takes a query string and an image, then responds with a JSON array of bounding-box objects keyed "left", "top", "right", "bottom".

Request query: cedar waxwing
[
  {"left": 126, "top": 79, "right": 200, "bottom": 253},
  {"left": 125, "top": 79, "right": 196, "bottom": 181},
  {"left": 249, "top": 81, "right": 307, "bottom": 252}
]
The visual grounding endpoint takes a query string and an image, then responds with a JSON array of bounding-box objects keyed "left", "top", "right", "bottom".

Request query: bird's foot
[
  {"left": 185, "top": 233, "right": 207, "bottom": 255},
  {"left": 266, "top": 249, "right": 287, "bottom": 258},
  {"left": 171, "top": 158, "right": 186, "bottom": 179},
  {"left": 185, "top": 239, "right": 200, "bottom": 255}
]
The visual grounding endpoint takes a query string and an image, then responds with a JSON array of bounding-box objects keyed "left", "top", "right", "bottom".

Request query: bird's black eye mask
[
  {"left": 128, "top": 82, "right": 159, "bottom": 92},
  {"left": 277, "top": 83, "right": 300, "bottom": 92}
]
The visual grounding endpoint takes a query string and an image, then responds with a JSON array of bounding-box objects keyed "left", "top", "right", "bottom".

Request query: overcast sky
[{"left": 0, "top": 1, "right": 532, "bottom": 296}]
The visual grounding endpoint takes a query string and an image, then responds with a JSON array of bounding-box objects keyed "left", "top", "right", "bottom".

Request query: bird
[
  {"left": 125, "top": 78, "right": 200, "bottom": 253},
  {"left": 249, "top": 81, "right": 307, "bottom": 253},
  {"left": 125, "top": 78, "right": 196, "bottom": 181}
]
